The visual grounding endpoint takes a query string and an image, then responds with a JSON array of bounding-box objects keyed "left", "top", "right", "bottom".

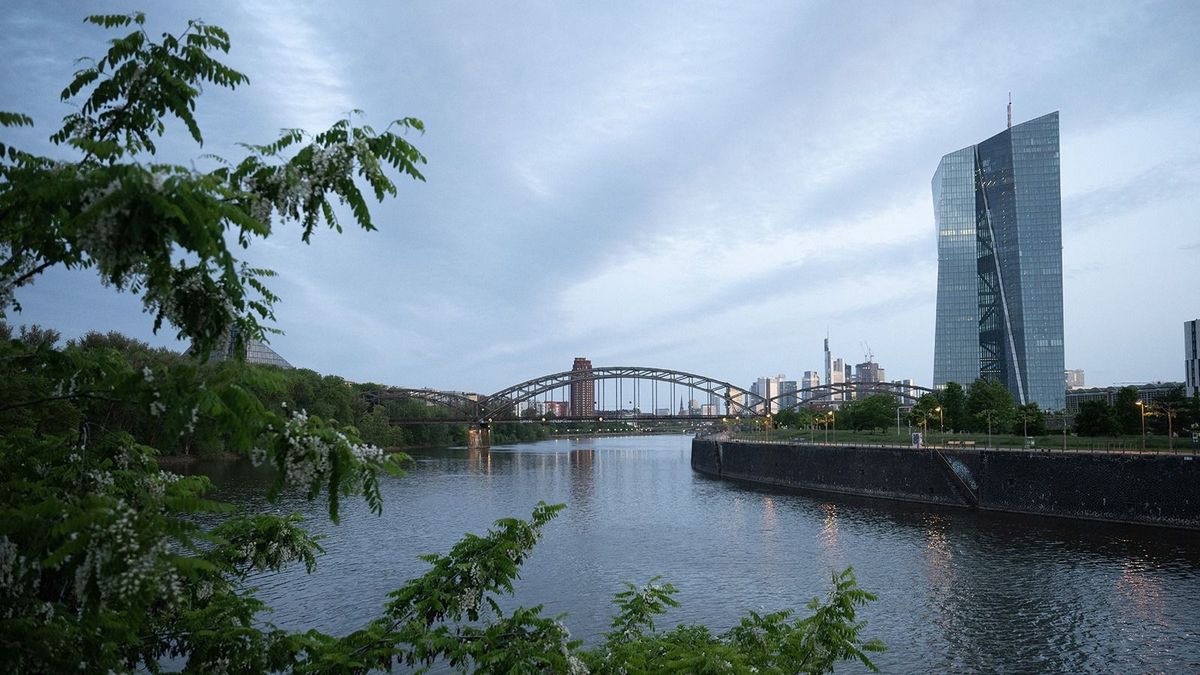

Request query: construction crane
[{"left": 860, "top": 341, "right": 875, "bottom": 364}]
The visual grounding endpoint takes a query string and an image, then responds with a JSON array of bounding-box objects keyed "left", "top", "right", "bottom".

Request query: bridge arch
[
  {"left": 766, "top": 381, "right": 938, "bottom": 412},
  {"left": 479, "top": 366, "right": 767, "bottom": 420},
  {"left": 373, "top": 387, "right": 481, "bottom": 419}
]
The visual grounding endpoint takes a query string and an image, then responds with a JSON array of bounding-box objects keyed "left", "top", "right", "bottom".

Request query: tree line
[{"left": 770, "top": 380, "right": 1199, "bottom": 439}]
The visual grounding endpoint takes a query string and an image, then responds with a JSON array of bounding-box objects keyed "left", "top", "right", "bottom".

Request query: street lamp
[
  {"left": 935, "top": 406, "right": 944, "bottom": 440},
  {"left": 830, "top": 411, "right": 837, "bottom": 445},
  {"left": 1136, "top": 400, "right": 1146, "bottom": 450}
]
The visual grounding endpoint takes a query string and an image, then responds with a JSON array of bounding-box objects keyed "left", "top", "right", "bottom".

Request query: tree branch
[
  {"left": 2, "top": 259, "right": 56, "bottom": 294},
  {"left": 0, "top": 390, "right": 123, "bottom": 414}
]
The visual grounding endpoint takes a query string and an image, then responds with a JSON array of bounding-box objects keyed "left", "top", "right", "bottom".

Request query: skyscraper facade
[
  {"left": 1186, "top": 319, "right": 1199, "bottom": 398},
  {"left": 823, "top": 338, "right": 845, "bottom": 402},
  {"left": 569, "top": 357, "right": 594, "bottom": 417},
  {"left": 932, "top": 111, "right": 1065, "bottom": 411},
  {"left": 800, "top": 371, "right": 820, "bottom": 400}
]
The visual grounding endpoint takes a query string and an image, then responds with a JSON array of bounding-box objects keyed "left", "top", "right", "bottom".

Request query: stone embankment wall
[{"left": 692, "top": 439, "right": 1200, "bottom": 530}]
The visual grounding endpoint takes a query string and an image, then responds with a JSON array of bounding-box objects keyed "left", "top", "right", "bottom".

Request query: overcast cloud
[{"left": 4, "top": 0, "right": 1199, "bottom": 393}]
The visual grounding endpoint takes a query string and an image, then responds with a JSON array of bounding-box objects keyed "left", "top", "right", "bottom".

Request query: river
[{"left": 185, "top": 434, "right": 1200, "bottom": 672}]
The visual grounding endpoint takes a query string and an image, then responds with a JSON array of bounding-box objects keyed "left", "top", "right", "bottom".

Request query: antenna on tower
[{"left": 1007, "top": 91, "right": 1012, "bottom": 129}]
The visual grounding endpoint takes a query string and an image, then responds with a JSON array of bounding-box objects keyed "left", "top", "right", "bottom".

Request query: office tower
[
  {"left": 569, "top": 357, "right": 594, "bottom": 416},
  {"left": 1187, "top": 320, "right": 1200, "bottom": 397},
  {"left": 932, "top": 111, "right": 1065, "bottom": 410},
  {"left": 1064, "top": 369, "right": 1085, "bottom": 390},
  {"left": 753, "top": 375, "right": 783, "bottom": 414},
  {"left": 800, "top": 371, "right": 820, "bottom": 400},
  {"left": 855, "top": 361, "right": 885, "bottom": 385},
  {"left": 779, "top": 380, "right": 798, "bottom": 411},
  {"left": 892, "top": 379, "right": 918, "bottom": 402},
  {"left": 855, "top": 360, "right": 885, "bottom": 399}
]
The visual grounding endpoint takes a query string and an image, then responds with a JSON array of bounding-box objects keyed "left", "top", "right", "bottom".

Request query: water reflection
[{"left": 188, "top": 435, "right": 1200, "bottom": 673}]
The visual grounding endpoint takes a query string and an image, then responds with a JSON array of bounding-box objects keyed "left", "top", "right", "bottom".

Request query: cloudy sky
[{"left": 4, "top": 1, "right": 1199, "bottom": 394}]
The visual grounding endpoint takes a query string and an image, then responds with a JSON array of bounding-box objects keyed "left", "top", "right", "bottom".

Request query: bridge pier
[{"left": 467, "top": 425, "right": 492, "bottom": 450}]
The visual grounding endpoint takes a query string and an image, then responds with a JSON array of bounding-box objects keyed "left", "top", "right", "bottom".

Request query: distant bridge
[{"left": 365, "top": 366, "right": 937, "bottom": 443}]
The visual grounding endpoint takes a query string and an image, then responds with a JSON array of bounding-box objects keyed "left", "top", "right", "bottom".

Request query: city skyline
[{"left": 3, "top": 1, "right": 1198, "bottom": 393}]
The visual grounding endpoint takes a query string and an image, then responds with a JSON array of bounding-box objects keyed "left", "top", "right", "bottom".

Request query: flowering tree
[{"left": 0, "top": 13, "right": 882, "bottom": 672}]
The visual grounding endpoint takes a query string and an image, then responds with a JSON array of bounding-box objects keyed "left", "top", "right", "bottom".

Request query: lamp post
[
  {"left": 831, "top": 411, "right": 837, "bottom": 445},
  {"left": 935, "top": 406, "right": 944, "bottom": 443},
  {"left": 896, "top": 406, "right": 903, "bottom": 438},
  {"left": 1136, "top": 400, "right": 1146, "bottom": 450}
]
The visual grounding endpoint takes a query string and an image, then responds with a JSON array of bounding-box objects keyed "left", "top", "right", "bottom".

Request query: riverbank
[{"left": 693, "top": 438, "right": 1200, "bottom": 530}]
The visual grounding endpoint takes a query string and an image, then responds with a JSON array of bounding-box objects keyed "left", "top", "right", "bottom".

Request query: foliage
[
  {"left": 938, "top": 381, "right": 967, "bottom": 432},
  {"left": 584, "top": 567, "right": 883, "bottom": 674},
  {"left": 1147, "top": 386, "right": 1192, "bottom": 437},
  {"left": 1074, "top": 400, "right": 1119, "bottom": 436},
  {"left": 774, "top": 408, "right": 813, "bottom": 429},
  {"left": 965, "top": 378, "right": 1015, "bottom": 433},
  {"left": 0, "top": 12, "right": 425, "bottom": 357},
  {"left": 908, "top": 393, "right": 941, "bottom": 430},
  {"left": 1012, "top": 402, "right": 1046, "bottom": 436},
  {"left": 840, "top": 394, "right": 898, "bottom": 432},
  {"left": 492, "top": 420, "right": 552, "bottom": 445},
  {"left": 1113, "top": 386, "right": 1141, "bottom": 435}
]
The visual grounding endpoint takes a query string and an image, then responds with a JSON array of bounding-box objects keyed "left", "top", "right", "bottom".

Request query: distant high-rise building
[
  {"left": 778, "top": 380, "right": 798, "bottom": 412},
  {"left": 932, "top": 111, "right": 1065, "bottom": 410},
  {"left": 856, "top": 361, "right": 885, "bottom": 384},
  {"left": 892, "top": 379, "right": 918, "bottom": 402},
  {"left": 830, "top": 358, "right": 846, "bottom": 401},
  {"left": 824, "top": 338, "right": 840, "bottom": 402},
  {"left": 1064, "top": 369, "right": 1086, "bottom": 390},
  {"left": 725, "top": 389, "right": 748, "bottom": 416},
  {"left": 569, "top": 357, "right": 594, "bottom": 416},
  {"left": 855, "top": 360, "right": 886, "bottom": 398},
  {"left": 800, "top": 371, "right": 820, "bottom": 400},
  {"left": 1186, "top": 319, "right": 1200, "bottom": 398},
  {"left": 752, "top": 375, "right": 784, "bottom": 413}
]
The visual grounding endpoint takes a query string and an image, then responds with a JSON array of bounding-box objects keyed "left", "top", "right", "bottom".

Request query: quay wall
[{"left": 691, "top": 439, "right": 1200, "bottom": 530}]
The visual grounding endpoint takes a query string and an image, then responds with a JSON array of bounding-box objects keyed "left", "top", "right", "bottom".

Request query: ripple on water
[{"left": 194, "top": 436, "right": 1200, "bottom": 672}]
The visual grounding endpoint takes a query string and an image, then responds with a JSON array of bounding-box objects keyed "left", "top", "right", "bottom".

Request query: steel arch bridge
[
  {"left": 370, "top": 388, "right": 481, "bottom": 419},
  {"left": 767, "top": 381, "right": 938, "bottom": 412},
  {"left": 480, "top": 366, "right": 766, "bottom": 420},
  {"left": 368, "top": 367, "right": 939, "bottom": 426},
  {"left": 372, "top": 366, "right": 769, "bottom": 423}
]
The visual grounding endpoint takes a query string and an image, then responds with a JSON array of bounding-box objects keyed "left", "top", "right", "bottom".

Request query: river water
[{"left": 187, "top": 434, "right": 1200, "bottom": 672}]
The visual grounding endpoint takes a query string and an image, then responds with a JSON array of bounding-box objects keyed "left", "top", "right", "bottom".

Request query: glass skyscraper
[{"left": 932, "top": 112, "right": 1065, "bottom": 411}]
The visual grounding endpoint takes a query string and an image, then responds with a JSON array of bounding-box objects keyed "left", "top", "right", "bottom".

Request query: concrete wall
[{"left": 692, "top": 440, "right": 1200, "bottom": 530}]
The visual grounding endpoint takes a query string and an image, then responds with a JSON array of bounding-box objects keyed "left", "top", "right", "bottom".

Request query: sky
[{"left": 3, "top": 0, "right": 1199, "bottom": 395}]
